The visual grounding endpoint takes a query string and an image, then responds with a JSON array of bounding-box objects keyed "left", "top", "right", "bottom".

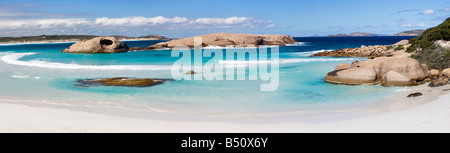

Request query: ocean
[{"left": 0, "top": 36, "right": 415, "bottom": 114}]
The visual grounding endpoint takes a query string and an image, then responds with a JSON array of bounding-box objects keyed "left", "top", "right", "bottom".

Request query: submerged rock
[
  {"left": 185, "top": 70, "right": 197, "bottom": 74},
  {"left": 62, "top": 37, "right": 129, "bottom": 53},
  {"left": 407, "top": 92, "right": 423, "bottom": 98},
  {"left": 75, "top": 77, "right": 172, "bottom": 87}
]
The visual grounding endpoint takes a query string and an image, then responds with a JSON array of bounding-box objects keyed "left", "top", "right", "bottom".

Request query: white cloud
[
  {"left": 418, "top": 23, "right": 425, "bottom": 27},
  {"left": 420, "top": 9, "right": 435, "bottom": 15},
  {"left": 400, "top": 23, "right": 412, "bottom": 27},
  {"left": 0, "top": 16, "right": 273, "bottom": 31},
  {"left": 441, "top": 7, "right": 450, "bottom": 12}
]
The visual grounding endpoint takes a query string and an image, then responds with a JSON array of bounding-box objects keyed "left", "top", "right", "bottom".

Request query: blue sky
[{"left": 0, "top": 0, "right": 449, "bottom": 37}]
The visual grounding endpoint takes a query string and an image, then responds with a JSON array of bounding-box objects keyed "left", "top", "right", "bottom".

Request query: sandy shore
[{"left": 1, "top": 84, "right": 449, "bottom": 133}]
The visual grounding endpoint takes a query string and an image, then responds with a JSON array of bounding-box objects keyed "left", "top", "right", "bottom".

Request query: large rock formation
[
  {"left": 62, "top": 37, "right": 129, "bottom": 53},
  {"left": 325, "top": 57, "right": 429, "bottom": 86},
  {"left": 129, "top": 33, "right": 297, "bottom": 51},
  {"left": 311, "top": 40, "right": 410, "bottom": 58}
]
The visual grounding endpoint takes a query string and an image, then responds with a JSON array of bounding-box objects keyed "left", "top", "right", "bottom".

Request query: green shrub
[
  {"left": 395, "top": 45, "right": 404, "bottom": 51},
  {"left": 410, "top": 45, "right": 450, "bottom": 70},
  {"left": 386, "top": 45, "right": 393, "bottom": 50},
  {"left": 406, "top": 45, "right": 416, "bottom": 53},
  {"left": 408, "top": 17, "right": 450, "bottom": 51}
]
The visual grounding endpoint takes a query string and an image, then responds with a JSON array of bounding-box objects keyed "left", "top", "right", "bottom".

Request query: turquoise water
[{"left": 0, "top": 37, "right": 413, "bottom": 114}]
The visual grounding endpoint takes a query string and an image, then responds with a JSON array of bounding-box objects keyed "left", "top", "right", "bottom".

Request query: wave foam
[
  {"left": 294, "top": 49, "right": 333, "bottom": 57},
  {"left": 0, "top": 53, "right": 173, "bottom": 70},
  {"left": 280, "top": 58, "right": 354, "bottom": 63},
  {"left": 219, "top": 57, "right": 353, "bottom": 64},
  {"left": 285, "top": 42, "right": 306, "bottom": 46}
]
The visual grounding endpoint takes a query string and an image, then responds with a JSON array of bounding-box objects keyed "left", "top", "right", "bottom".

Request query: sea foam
[
  {"left": 285, "top": 42, "right": 306, "bottom": 46},
  {"left": 0, "top": 53, "right": 173, "bottom": 70},
  {"left": 294, "top": 49, "right": 333, "bottom": 57}
]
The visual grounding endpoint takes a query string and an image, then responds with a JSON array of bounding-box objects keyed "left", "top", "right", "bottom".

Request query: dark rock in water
[
  {"left": 75, "top": 77, "right": 173, "bottom": 87},
  {"left": 407, "top": 92, "right": 423, "bottom": 98},
  {"left": 428, "top": 77, "right": 449, "bottom": 87},
  {"left": 443, "top": 89, "right": 449, "bottom": 91},
  {"left": 185, "top": 70, "right": 196, "bottom": 74}
]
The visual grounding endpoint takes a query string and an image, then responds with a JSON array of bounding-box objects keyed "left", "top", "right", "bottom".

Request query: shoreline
[{"left": 0, "top": 83, "right": 449, "bottom": 132}]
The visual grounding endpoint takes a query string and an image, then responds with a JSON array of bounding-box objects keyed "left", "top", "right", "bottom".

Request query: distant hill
[
  {"left": 326, "top": 32, "right": 380, "bottom": 37},
  {"left": 394, "top": 30, "right": 424, "bottom": 36},
  {"left": 0, "top": 35, "right": 171, "bottom": 44}
]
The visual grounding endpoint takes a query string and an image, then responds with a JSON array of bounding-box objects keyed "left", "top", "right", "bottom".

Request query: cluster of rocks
[
  {"left": 325, "top": 57, "right": 429, "bottom": 86},
  {"left": 129, "top": 33, "right": 297, "bottom": 51},
  {"left": 62, "top": 33, "right": 297, "bottom": 53},
  {"left": 428, "top": 68, "right": 450, "bottom": 87},
  {"left": 325, "top": 56, "right": 450, "bottom": 87},
  {"left": 311, "top": 40, "right": 410, "bottom": 58}
]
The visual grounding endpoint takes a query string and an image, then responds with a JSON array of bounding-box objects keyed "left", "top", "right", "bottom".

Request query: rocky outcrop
[
  {"left": 325, "top": 57, "right": 429, "bottom": 86},
  {"left": 62, "top": 37, "right": 129, "bottom": 53},
  {"left": 428, "top": 77, "right": 449, "bottom": 87},
  {"left": 75, "top": 77, "right": 172, "bottom": 87},
  {"left": 130, "top": 33, "right": 297, "bottom": 51},
  {"left": 311, "top": 40, "right": 410, "bottom": 58}
]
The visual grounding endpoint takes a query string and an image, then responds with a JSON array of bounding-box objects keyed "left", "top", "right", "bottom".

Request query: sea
[{"left": 0, "top": 36, "right": 415, "bottom": 114}]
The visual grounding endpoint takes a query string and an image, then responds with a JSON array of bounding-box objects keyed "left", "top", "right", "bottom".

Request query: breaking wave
[{"left": 0, "top": 53, "right": 173, "bottom": 70}]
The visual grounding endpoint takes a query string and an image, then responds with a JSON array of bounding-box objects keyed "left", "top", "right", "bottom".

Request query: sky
[{"left": 0, "top": 0, "right": 449, "bottom": 37}]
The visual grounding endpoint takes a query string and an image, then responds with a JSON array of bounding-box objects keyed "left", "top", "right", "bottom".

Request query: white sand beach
[{"left": 1, "top": 84, "right": 449, "bottom": 133}]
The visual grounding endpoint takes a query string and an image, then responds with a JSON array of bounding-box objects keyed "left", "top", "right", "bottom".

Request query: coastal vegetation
[{"left": 407, "top": 17, "right": 450, "bottom": 70}]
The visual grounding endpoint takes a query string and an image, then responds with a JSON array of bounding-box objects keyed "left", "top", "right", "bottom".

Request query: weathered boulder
[
  {"left": 132, "top": 33, "right": 297, "bottom": 50},
  {"left": 442, "top": 68, "right": 450, "bottom": 78},
  {"left": 325, "top": 68, "right": 377, "bottom": 85},
  {"left": 325, "top": 57, "right": 428, "bottom": 86},
  {"left": 429, "top": 69, "right": 440, "bottom": 79},
  {"left": 428, "top": 77, "right": 449, "bottom": 87},
  {"left": 358, "top": 57, "right": 428, "bottom": 81},
  {"left": 62, "top": 37, "right": 129, "bottom": 53},
  {"left": 382, "top": 71, "right": 414, "bottom": 86}
]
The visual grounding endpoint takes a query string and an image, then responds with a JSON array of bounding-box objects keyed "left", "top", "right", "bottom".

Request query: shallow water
[{"left": 0, "top": 37, "right": 414, "bottom": 114}]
